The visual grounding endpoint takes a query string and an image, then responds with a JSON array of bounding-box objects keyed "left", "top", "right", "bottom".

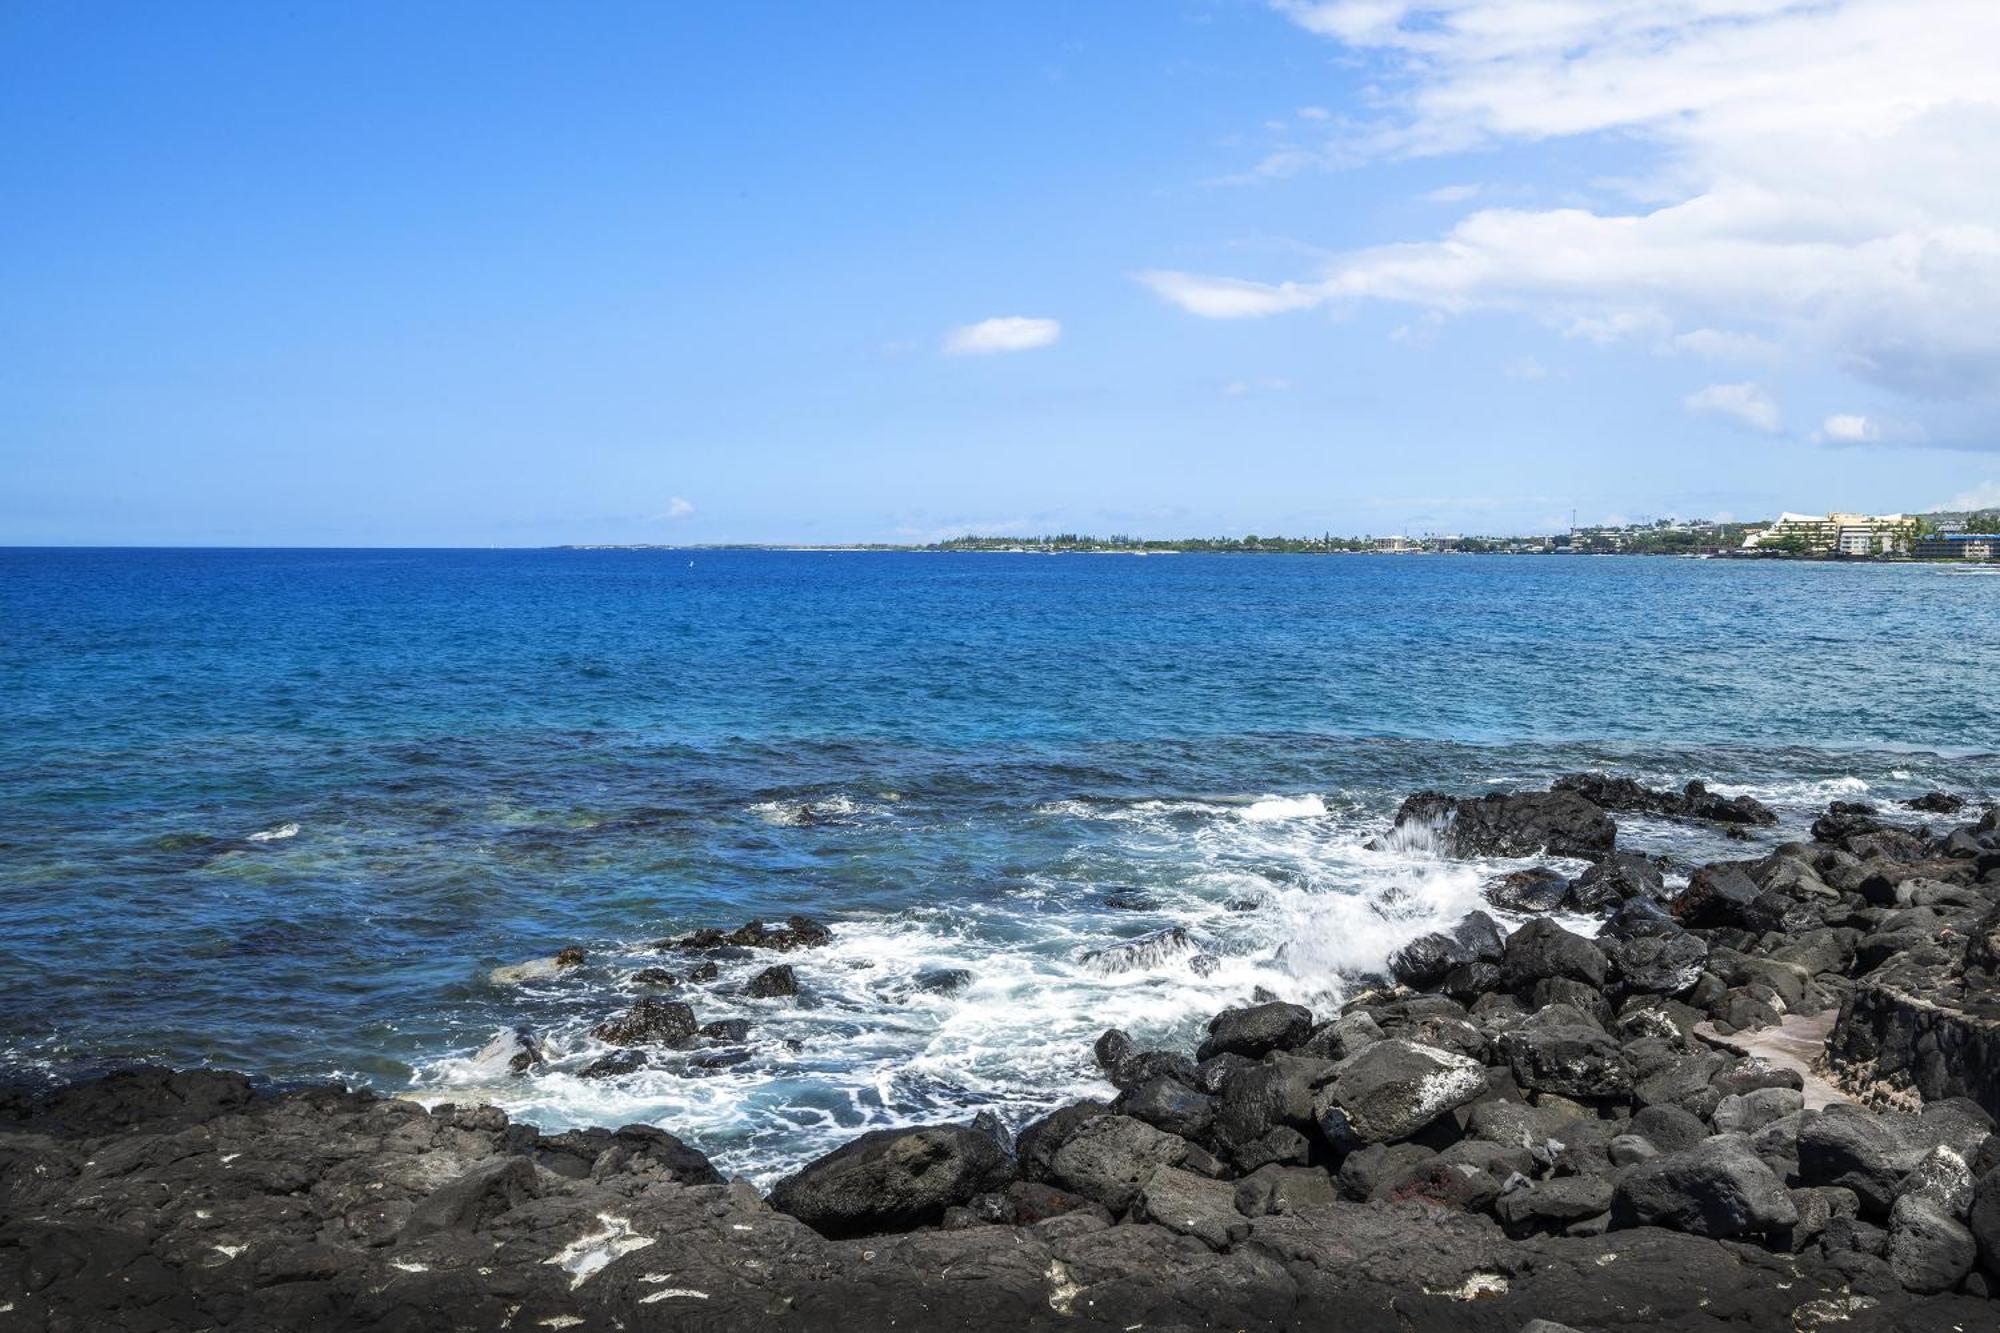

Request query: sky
[{"left": 3, "top": 0, "right": 1998, "bottom": 546}]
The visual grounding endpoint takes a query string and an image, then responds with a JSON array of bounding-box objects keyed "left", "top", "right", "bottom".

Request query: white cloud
[
  {"left": 657, "top": 497, "right": 696, "bottom": 520},
  {"left": 1940, "top": 481, "right": 2000, "bottom": 510},
  {"left": 1297, "top": 105, "right": 1331, "bottom": 121},
  {"left": 942, "top": 316, "right": 1062, "bottom": 355},
  {"left": 1684, "top": 382, "right": 1780, "bottom": 432},
  {"left": 1424, "top": 183, "right": 1481, "bottom": 203},
  {"left": 1136, "top": 271, "right": 1321, "bottom": 319},
  {"left": 1149, "top": 2, "right": 2000, "bottom": 416},
  {"left": 1819, "top": 413, "right": 1880, "bottom": 444},
  {"left": 1223, "top": 376, "right": 1295, "bottom": 395}
]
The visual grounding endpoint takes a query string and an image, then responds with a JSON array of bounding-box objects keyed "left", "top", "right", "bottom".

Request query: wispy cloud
[
  {"left": 1148, "top": 2, "right": 2000, "bottom": 418},
  {"left": 1940, "top": 481, "right": 2000, "bottom": 511},
  {"left": 942, "top": 316, "right": 1062, "bottom": 355},
  {"left": 1684, "top": 382, "right": 1779, "bottom": 433},
  {"left": 655, "top": 496, "right": 696, "bottom": 521}
]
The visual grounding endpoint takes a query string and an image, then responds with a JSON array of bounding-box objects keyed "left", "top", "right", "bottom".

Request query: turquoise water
[{"left": 2, "top": 549, "right": 1995, "bottom": 1176}]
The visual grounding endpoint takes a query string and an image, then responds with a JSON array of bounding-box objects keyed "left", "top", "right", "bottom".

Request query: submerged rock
[{"left": 593, "top": 998, "right": 699, "bottom": 1047}]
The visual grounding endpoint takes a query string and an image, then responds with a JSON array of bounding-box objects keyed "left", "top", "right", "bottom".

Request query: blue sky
[{"left": 4, "top": 1, "right": 1997, "bottom": 545}]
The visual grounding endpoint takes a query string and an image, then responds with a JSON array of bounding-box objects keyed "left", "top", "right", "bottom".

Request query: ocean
[{"left": 2, "top": 547, "right": 1995, "bottom": 1180}]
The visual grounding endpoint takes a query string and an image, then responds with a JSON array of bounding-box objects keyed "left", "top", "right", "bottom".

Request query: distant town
[{"left": 566, "top": 507, "right": 2000, "bottom": 561}]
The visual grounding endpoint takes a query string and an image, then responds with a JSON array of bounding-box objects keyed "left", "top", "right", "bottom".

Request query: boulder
[
  {"left": 1611, "top": 1134, "right": 1799, "bottom": 1239},
  {"left": 1501, "top": 919, "right": 1609, "bottom": 990},
  {"left": 1046, "top": 1114, "right": 1190, "bottom": 1214},
  {"left": 1609, "top": 929, "right": 1708, "bottom": 996},
  {"left": 401, "top": 1158, "right": 541, "bottom": 1239},
  {"left": 1971, "top": 1166, "right": 2000, "bottom": 1284},
  {"left": 1015, "top": 1100, "right": 1111, "bottom": 1183},
  {"left": 1115, "top": 1077, "right": 1217, "bottom": 1141},
  {"left": 1232, "top": 1164, "right": 1338, "bottom": 1217},
  {"left": 1197, "top": 1001, "right": 1313, "bottom": 1061},
  {"left": 1311, "top": 1039, "right": 1487, "bottom": 1148},
  {"left": 1798, "top": 1104, "right": 1929, "bottom": 1217},
  {"left": 1671, "top": 865, "right": 1761, "bottom": 930},
  {"left": 1498, "top": 1022, "right": 1631, "bottom": 1100},
  {"left": 1390, "top": 789, "right": 1616, "bottom": 860},
  {"left": 1570, "top": 852, "right": 1668, "bottom": 912},
  {"left": 1887, "top": 1194, "right": 1976, "bottom": 1293},
  {"left": 768, "top": 1124, "right": 1013, "bottom": 1237},
  {"left": 1134, "top": 1166, "right": 1249, "bottom": 1250},
  {"left": 1485, "top": 867, "right": 1572, "bottom": 913}
]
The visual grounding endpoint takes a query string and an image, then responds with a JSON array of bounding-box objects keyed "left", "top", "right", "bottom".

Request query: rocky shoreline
[{"left": 6, "top": 776, "right": 2000, "bottom": 1331}]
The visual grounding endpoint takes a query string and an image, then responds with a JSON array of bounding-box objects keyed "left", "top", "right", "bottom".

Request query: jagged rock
[
  {"left": 631, "top": 967, "right": 680, "bottom": 986},
  {"left": 1311, "top": 1040, "right": 1486, "bottom": 1148},
  {"left": 1612, "top": 1134, "right": 1799, "bottom": 1239},
  {"left": 1553, "top": 774, "right": 1775, "bottom": 827},
  {"left": 1906, "top": 792, "right": 1967, "bottom": 815},
  {"left": 746, "top": 963, "right": 800, "bottom": 998},
  {"left": 1390, "top": 789, "right": 1616, "bottom": 860},
  {"left": 1213, "top": 1054, "right": 1331, "bottom": 1152},
  {"left": 1498, "top": 1019, "right": 1632, "bottom": 1100},
  {"left": 768, "top": 1124, "right": 1013, "bottom": 1237},
  {"left": 1198, "top": 1001, "right": 1313, "bottom": 1061},
  {"left": 1609, "top": 929, "right": 1709, "bottom": 996},
  {"left": 1495, "top": 1175, "right": 1616, "bottom": 1235},
  {"left": 1486, "top": 866, "right": 1573, "bottom": 913},
  {"left": 1570, "top": 852, "right": 1669, "bottom": 912},
  {"left": 660, "top": 914, "right": 832, "bottom": 952},
  {"left": 1971, "top": 1166, "right": 2000, "bottom": 1283},
  {"left": 592, "top": 998, "right": 699, "bottom": 1047},
  {"left": 1672, "top": 864, "right": 1762, "bottom": 930},
  {"left": 401, "top": 1157, "right": 540, "bottom": 1239}
]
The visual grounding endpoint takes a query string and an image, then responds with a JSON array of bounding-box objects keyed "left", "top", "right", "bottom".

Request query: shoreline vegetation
[
  {"left": 9, "top": 777, "right": 2000, "bottom": 1329},
  {"left": 560, "top": 508, "right": 2000, "bottom": 561}
]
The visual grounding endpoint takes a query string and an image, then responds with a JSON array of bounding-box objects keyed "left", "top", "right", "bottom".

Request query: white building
[{"left": 1743, "top": 512, "right": 1913, "bottom": 556}]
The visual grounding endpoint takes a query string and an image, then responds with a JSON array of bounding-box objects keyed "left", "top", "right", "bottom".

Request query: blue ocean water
[{"left": 2, "top": 548, "right": 1996, "bottom": 1177}]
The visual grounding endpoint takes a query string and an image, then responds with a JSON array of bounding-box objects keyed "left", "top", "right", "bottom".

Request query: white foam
[
  {"left": 246, "top": 822, "right": 299, "bottom": 842},
  {"left": 1241, "top": 794, "right": 1327, "bottom": 822}
]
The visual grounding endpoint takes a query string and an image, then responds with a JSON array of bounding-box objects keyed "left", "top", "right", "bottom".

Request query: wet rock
[
  {"left": 1552, "top": 774, "right": 1775, "bottom": 827},
  {"left": 630, "top": 967, "right": 680, "bottom": 986},
  {"left": 745, "top": 963, "right": 800, "bottom": 998},
  {"left": 1570, "top": 851, "right": 1669, "bottom": 913},
  {"left": 593, "top": 998, "right": 699, "bottom": 1047},
  {"left": 913, "top": 967, "right": 972, "bottom": 995},
  {"left": 468, "top": 1026, "right": 544, "bottom": 1076},
  {"left": 576, "top": 1049, "right": 646, "bottom": 1079},
  {"left": 1612, "top": 1134, "right": 1799, "bottom": 1239},
  {"left": 1082, "top": 926, "right": 1195, "bottom": 974},
  {"left": 1905, "top": 792, "right": 1967, "bottom": 815},
  {"left": 768, "top": 1124, "right": 1013, "bottom": 1237},
  {"left": 689, "top": 960, "right": 720, "bottom": 981},
  {"left": 1197, "top": 1001, "right": 1312, "bottom": 1062},
  {"left": 1312, "top": 1039, "right": 1487, "bottom": 1148},
  {"left": 1391, "top": 789, "right": 1616, "bottom": 860},
  {"left": 1485, "top": 866, "right": 1572, "bottom": 914},
  {"left": 699, "top": 1018, "right": 752, "bottom": 1042}
]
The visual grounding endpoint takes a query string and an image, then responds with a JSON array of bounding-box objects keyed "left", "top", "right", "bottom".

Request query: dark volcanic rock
[
  {"left": 1311, "top": 1039, "right": 1487, "bottom": 1148},
  {"left": 1046, "top": 1114, "right": 1189, "bottom": 1213},
  {"left": 1197, "top": 1001, "right": 1312, "bottom": 1062},
  {"left": 1501, "top": 919, "right": 1610, "bottom": 990},
  {"left": 768, "top": 1124, "right": 1013, "bottom": 1237},
  {"left": 1906, "top": 792, "right": 1967, "bottom": 815},
  {"left": 1554, "top": 773, "right": 1777, "bottom": 826},
  {"left": 746, "top": 963, "right": 801, "bottom": 998},
  {"left": 1390, "top": 789, "right": 1616, "bottom": 861},
  {"left": 1498, "top": 1017, "right": 1632, "bottom": 1100},
  {"left": 593, "top": 998, "right": 699, "bottom": 1047},
  {"left": 1612, "top": 1134, "right": 1799, "bottom": 1239},
  {"left": 1609, "top": 928, "right": 1709, "bottom": 996},
  {"left": 1485, "top": 866, "right": 1572, "bottom": 913}
]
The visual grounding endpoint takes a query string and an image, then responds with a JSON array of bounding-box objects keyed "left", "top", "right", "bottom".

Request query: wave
[{"left": 245, "top": 822, "right": 299, "bottom": 843}]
